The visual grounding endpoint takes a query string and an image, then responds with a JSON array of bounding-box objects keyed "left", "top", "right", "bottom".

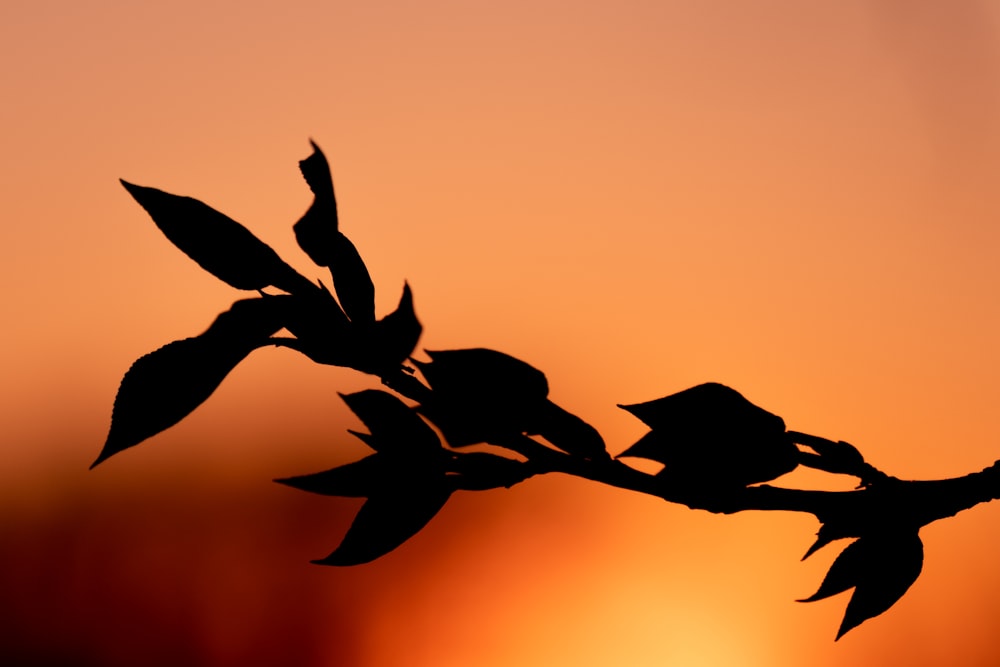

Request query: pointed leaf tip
[
  {"left": 294, "top": 140, "right": 344, "bottom": 269},
  {"left": 274, "top": 455, "right": 385, "bottom": 497},
  {"left": 801, "top": 532, "right": 836, "bottom": 561}
]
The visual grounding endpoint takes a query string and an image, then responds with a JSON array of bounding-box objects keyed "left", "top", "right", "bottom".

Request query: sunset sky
[{"left": 3, "top": 1, "right": 1000, "bottom": 664}]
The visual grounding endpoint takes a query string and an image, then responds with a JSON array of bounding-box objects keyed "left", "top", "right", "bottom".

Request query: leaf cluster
[
  {"left": 96, "top": 141, "right": 986, "bottom": 640},
  {"left": 95, "top": 143, "right": 420, "bottom": 467}
]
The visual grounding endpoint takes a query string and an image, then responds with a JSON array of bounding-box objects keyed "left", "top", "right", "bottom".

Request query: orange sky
[{"left": 3, "top": 1, "right": 1000, "bottom": 664}]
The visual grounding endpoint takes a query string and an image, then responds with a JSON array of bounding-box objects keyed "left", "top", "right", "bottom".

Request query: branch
[
  {"left": 489, "top": 432, "right": 1000, "bottom": 530},
  {"left": 100, "top": 140, "right": 1000, "bottom": 641}
]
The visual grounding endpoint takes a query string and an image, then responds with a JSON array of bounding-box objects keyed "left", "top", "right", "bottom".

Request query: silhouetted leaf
[
  {"left": 328, "top": 232, "right": 375, "bottom": 324},
  {"left": 413, "top": 347, "right": 608, "bottom": 457},
  {"left": 294, "top": 140, "right": 338, "bottom": 263},
  {"left": 94, "top": 298, "right": 288, "bottom": 467},
  {"left": 798, "top": 538, "right": 867, "bottom": 602},
  {"left": 789, "top": 431, "right": 875, "bottom": 481},
  {"left": 837, "top": 533, "right": 923, "bottom": 639},
  {"left": 448, "top": 452, "right": 536, "bottom": 490},
  {"left": 413, "top": 348, "right": 552, "bottom": 446},
  {"left": 798, "top": 532, "right": 924, "bottom": 639},
  {"left": 275, "top": 454, "right": 385, "bottom": 497},
  {"left": 120, "top": 180, "right": 314, "bottom": 294},
  {"left": 293, "top": 141, "right": 376, "bottom": 323},
  {"left": 313, "top": 484, "right": 451, "bottom": 565},
  {"left": 339, "top": 390, "right": 441, "bottom": 456},
  {"left": 533, "top": 401, "right": 609, "bottom": 460},
  {"left": 416, "top": 348, "right": 549, "bottom": 401},
  {"left": 280, "top": 388, "right": 454, "bottom": 564},
  {"left": 212, "top": 295, "right": 295, "bottom": 342},
  {"left": 617, "top": 383, "right": 798, "bottom": 488},
  {"left": 363, "top": 282, "right": 421, "bottom": 372},
  {"left": 298, "top": 139, "right": 337, "bottom": 211},
  {"left": 808, "top": 438, "right": 865, "bottom": 469}
]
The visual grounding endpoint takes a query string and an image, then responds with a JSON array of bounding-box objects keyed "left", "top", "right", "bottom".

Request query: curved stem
[
  {"left": 381, "top": 365, "right": 1000, "bottom": 534},
  {"left": 492, "top": 433, "right": 1000, "bottom": 539}
]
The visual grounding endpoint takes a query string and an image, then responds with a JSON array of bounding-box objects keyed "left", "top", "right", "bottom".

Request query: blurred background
[{"left": 2, "top": 1, "right": 1000, "bottom": 664}]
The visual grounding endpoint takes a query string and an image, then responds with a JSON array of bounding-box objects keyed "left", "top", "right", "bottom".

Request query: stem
[
  {"left": 492, "top": 433, "right": 1000, "bottom": 537},
  {"left": 381, "top": 368, "right": 1000, "bottom": 533}
]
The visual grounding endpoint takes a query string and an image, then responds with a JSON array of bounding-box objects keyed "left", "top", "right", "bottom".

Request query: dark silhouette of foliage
[
  {"left": 798, "top": 531, "right": 924, "bottom": 639},
  {"left": 618, "top": 383, "right": 799, "bottom": 491},
  {"left": 294, "top": 140, "right": 376, "bottom": 323},
  {"left": 93, "top": 296, "right": 291, "bottom": 467},
  {"left": 413, "top": 348, "right": 608, "bottom": 459},
  {"left": 94, "top": 141, "right": 1000, "bottom": 640},
  {"left": 279, "top": 390, "right": 451, "bottom": 565},
  {"left": 120, "top": 181, "right": 315, "bottom": 295},
  {"left": 275, "top": 390, "right": 534, "bottom": 565}
]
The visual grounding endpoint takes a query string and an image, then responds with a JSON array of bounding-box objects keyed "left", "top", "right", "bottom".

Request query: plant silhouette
[{"left": 94, "top": 141, "right": 1000, "bottom": 640}]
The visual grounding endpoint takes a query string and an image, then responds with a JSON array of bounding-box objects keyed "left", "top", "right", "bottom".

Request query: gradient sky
[{"left": 3, "top": 1, "right": 1000, "bottom": 665}]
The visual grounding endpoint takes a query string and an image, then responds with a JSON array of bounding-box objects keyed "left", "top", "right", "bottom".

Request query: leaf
[
  {"left": 617, "top": 383, "right": 798, "bottom": 487},
  {"left": 797, "top": 532, "right": 924, "bottom": 639},
  {"left": 339, "top": 390, "right": 441, "bottom": 456},
  {"left": 312, "top": 484, "right": 452, "bottom": 565},
  {"left": 121, "top": 180, "right": 315, "bottom": 294},
  {"left": 293, "top": 140, "right": 339, "bottom": 265},
  {"left": 619, "top": 383, "right": 785, "bottom": 433},
  {"left": 532, "top": 400, "right": 609, "bottom": 460},
  {"left": 413, "top": 347, "right": 551, "bottom": 446},
  {"left": 211, "top": 295, "right": 295, "bottom": 342},
  {"left": 93, "top": 298, "right": 288, "bottom": 467},
  {"left": 328, "top": 232, "right": 376, "bottom": 324},
  {"left": 837, "top": 533, "right": 923, "bottom": 639},
  {"left": 292, "top": 141, "right": 376, "bottom": 322},
  {"left": 275, "top": 454, "right": 387, "bottom": 497},
  {"left": 298, "top": 139, "right": 337, "bottom": 210},
  {"left": 347, "top": 429, "right": 378, "bottom": 449},
  {"left": 368, "top": 282, "right": 422, "bottom": 372}
]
